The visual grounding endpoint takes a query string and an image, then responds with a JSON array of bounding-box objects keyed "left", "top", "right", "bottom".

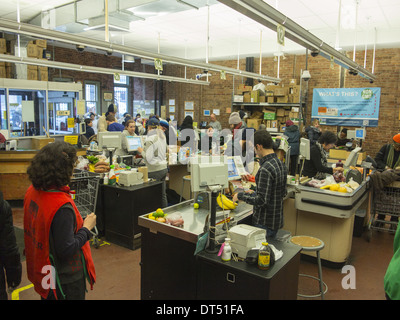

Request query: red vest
[{"left": 24, "top": 185, "right": 96, "bottom": 299}]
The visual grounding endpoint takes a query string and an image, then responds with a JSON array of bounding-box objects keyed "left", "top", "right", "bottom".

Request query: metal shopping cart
[
  {"left": 367, "top": 181, "right": 400, "bottom": 242},
  {"left": 70, "top": 169, "right": 101, "bottom": 248}
]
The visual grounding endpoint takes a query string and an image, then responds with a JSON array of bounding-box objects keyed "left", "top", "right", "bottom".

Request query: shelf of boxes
[{"left": 232, "top": 80, "right": 303, "bottom": 132}]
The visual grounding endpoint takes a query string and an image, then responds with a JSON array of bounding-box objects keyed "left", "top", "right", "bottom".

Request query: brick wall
[
  {"left": 164, "top": 48, "right": 400, "bottom": 158},
  {"left": 47, "top": 45, "right": 400, "bottom": 158}
]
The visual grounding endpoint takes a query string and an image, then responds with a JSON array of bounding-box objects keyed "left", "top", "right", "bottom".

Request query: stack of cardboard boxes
[
  {"left": 26, "top": 40, "right": 48, "bottom": 81},
  {"left": 0, "top": 37, "right": 48, "bottom": 81}
]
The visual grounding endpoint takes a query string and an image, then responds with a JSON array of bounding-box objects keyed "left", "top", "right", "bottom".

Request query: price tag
[{"left": 64, "top": 135, "right": 78, "bottom": 145}]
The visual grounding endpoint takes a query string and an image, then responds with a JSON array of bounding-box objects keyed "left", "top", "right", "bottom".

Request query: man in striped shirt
[{"left": 233, "top": 130, "right": 288, "bottom": 240}]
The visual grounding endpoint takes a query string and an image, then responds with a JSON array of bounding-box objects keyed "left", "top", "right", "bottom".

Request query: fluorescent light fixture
[
  {"left": 0, "top": 54, "right": 209, "bottom": 86},
  {"left": 0, "top": 18, "right": 281, "bottom": 83},
  {"left": 218, "top": 0, "right": 376, "bottom": 82}
]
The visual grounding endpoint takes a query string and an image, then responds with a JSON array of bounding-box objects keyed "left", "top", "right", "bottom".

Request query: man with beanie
[
  {"left": 98, "top": 104, "right": 117, "bottom": 133},
  {"left": 375, "top": 134, "right": 400, "bottom": 171},
  {"left": 229, "top": 112, "right": 246, "bottom": 134}
]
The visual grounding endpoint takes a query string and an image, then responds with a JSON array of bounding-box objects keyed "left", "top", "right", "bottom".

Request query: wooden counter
[{"left": 0, "top": 148, "right": 87, "bottom": 200}]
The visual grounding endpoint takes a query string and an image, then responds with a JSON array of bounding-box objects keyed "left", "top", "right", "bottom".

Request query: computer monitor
[
  {"left": 300, "top": 138, "right": 310, "bottom": 160},
  {"left": 190, "top": 156, "right": 229, "bottom": 192},
  {"left": 227, "top": 157, "right": 240, "bottom": 181},
  {"left": 345, "top": 147, "right": 362, "bottom": 168},
  {"left": 355, "top": 128, "right": 366, "bottom": 139},
  {"left": 227, "top": 156, "right": 247, "bottom": 180},
  {"left": 98, "top": 131, "right": 122, "bottom": 149},
  {"left": 126, "top": 136, "right": 142, "bottom": 152}
]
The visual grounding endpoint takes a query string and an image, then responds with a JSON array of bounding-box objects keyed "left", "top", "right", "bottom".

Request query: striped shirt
[{"left": 238, "top": 153, "right": 287, "bottom": 230}]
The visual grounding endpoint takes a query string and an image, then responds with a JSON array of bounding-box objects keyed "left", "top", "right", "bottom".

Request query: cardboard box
[
  {"left": 271, "top": 120, "right": 278, "bottom": 128},
  {"left": 289, "top": 111, "right": 299, "bottom": 119},
  {"left": 276, "top": 108, "right": 285, "bottom": 117},
  {"left": 247, "top": 119, "right": 263, "bottom": 130},
  {"left": 38, "top": 66, "right": 48, "bottom": 81},
  {"left": 32, "top": 137, "right": 55, "bottom": 150},
  {"left": 251, "top": 90, "right": 260, "bottom": 103},
  {"left": 267, "top": 96, "right": 275, "bottom": 103},
  {"left": 329, "top": 149, "right": 349, "bottom": 160},
  {"left": 264, "top": 111, "right": 276, "bottom": 120},
  {"left": 277, "top": 96, "right": 289, "bottom": 103},
  {"left": 279, "top": 125, "right": 286, "bottom": 132},
  {"left": 289, "top": 94, "right": 300, "bottom": 103},
  {"left": 265, "top": 90, "right": 274, "bottom": 96},
  {"left": 243, "top": 92, "right": 251, "bottom": 103},
  {"left": 289, "top": 78, "right": 298, "bottom": 86},
  {"left": 236, "top": 84, "right": 253, "bottom": 95},
  {"left": 0, "top": 38, "right": 6, "bottom": 54},
  {"left": 274, "top": 87, "right": 289, "bottom": 96},
  {"left": 259, "top": 96, "right": 266, "bottom": 103},
  {"left": 0, "top": 66, "right": 6, "bottom": 78},
  {"left": 27, "top": 65, "right": 38, "bottom": 80},
  {"left": 34, "top": 39, "right": 47, "bottom": 48},
  {"left": 266, "top": 120, "right": 271, "bottom": 128},
  {"left": 233, "top": 95, "right": 244, "bottom": 103}
]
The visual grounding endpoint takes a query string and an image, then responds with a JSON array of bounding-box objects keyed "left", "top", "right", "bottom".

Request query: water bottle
[
  {"left": 221, "top": 238, "right": 232, "bottom": 262},
  {"left": 258, "top": 242, "right": 271, "bottom": 270}
]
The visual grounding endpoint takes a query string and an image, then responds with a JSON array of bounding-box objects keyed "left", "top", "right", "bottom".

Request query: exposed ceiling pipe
[
  {"left": 0, "top": 53, "right": 210, "bottom": 85},
  {"left": 0, "top": 18, "right": 281, "bottom": 83},
  {"left": 218, "top": 0, "right": 376, "bottom": 81}
]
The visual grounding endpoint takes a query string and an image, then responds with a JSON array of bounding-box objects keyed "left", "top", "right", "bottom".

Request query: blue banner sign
[{"left": 312, "top": 87, "right": 381, "bottom": 127}]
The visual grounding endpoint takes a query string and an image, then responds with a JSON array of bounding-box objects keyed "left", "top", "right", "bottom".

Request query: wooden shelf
[{"left": 232, "top": 102, "right": 301, "bottom": 107}]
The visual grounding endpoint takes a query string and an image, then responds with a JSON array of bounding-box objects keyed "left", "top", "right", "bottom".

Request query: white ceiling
[{"left": 0, "top": 0, "right": 399, "bottom": 63}]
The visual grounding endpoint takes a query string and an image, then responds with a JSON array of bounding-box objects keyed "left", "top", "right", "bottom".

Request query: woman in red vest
[{"left": 24, "top": 141, "right": 96, "bottom": 300}]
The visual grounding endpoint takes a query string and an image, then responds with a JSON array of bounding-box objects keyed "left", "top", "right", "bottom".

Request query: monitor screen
[
  {"left": 126, "top": 136, "right": 142, "bottom": 152},
  {"left": 228, "top": 157, "right": 240, "bottom": 180},
  {"left": 98, "top": 131, "right": 122, "bottom": 149}
]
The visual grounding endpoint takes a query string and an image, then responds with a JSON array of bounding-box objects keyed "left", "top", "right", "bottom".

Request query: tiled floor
[{"left": 9, "top": 203, "right": 394, "bottom": 300}]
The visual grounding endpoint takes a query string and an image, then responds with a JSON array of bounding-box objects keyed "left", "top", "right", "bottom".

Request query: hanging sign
[
  {"left": 154, "top": 59, "right": 163, "bottom": 71},
  {"left": 312, "top": 87, "right": 381, "bottom": 127},
  {"left": 220, "top": 70, "right": 226, "bottom": 80},
  {"left": 67, "top": 117, "right": 75, "bottom": 128},
  {"left": 114, "top": 73, "right": 120, "bottom": 81},
  {"left": 64, "top": 135, "right": 78, "bottom": 145},
  {"left": 57, "top": 110, "right": 70, "bottom": 116},
  {"left": 277, "top": 24, "right": 285, "bottom": 46}
]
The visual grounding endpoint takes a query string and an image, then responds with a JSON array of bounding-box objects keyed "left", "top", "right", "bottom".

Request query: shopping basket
[
  {"left": 367, "top": 181, "right": 400, "bottom": 242},
  {"left": 70, "top": 169, "right": 101, "bottom": 248}
]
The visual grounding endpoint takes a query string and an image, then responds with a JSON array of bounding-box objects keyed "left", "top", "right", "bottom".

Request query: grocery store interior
[{"left": 1, "top": 0, "right": 400, "bottom": 301}]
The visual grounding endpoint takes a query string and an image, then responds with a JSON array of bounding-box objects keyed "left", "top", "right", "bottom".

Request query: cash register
[{"left": 229, "top": 224, "right": 267, "bottom": 259}]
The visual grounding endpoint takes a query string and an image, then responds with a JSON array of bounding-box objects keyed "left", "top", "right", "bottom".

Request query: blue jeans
[{"left": 254, "top": 224, "right": 278, "bottom": 241}]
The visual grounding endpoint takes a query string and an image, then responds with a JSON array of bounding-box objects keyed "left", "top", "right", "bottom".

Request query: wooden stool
[
  {"left": 290, "top": 235, "right": 328, "bottom": 300},
  {"left": 179, "top": 175, "right": 191, "bottom": 202}
]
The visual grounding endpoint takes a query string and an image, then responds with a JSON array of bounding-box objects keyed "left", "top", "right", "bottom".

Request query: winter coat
[{"left": 285, "top": 125, "right": 300, "bottom": 156}]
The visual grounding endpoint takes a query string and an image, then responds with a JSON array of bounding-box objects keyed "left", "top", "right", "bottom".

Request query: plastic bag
[
  {"left": 166, "top": 212, "right": 184, "bottom": 227},
  {"left": 76, "top": 156, "right": 89, "bottom": 170}
]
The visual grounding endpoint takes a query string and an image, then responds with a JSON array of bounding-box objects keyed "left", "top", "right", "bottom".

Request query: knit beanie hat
[
  {"left": 229, "top": 112, "right": 242, "bottom": 125},
  {"left": 285, "top": 120, "right": 294, "bottom": 127},
  {"left": 108, "top": 104, "right": 117, "bottom": 113},
  {"left": 393, "top": 134, "right": 400, "bottom": 144},
  {"left": 159, "top": 119, "right": 169, "bottom": 129}
]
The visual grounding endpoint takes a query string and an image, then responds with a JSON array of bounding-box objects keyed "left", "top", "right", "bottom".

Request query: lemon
[
  {"left": 338, "top": 187, "right": 347, "bottom": 193},
  {"left": 156, "top": 208, "right": 164, "bottom": 214},
  {"left": 330, "top": 184, "right": 340, "bottom": 192},
  {"left": 193, "top": 203, "right": 199, "bottom": 209}
]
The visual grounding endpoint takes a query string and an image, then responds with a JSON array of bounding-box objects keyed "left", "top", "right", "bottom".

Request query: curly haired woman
[{"left": 24, "top": 141, "right": 96, "bottom": 300}]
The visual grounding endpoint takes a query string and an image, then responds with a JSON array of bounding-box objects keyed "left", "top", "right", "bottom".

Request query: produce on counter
[
  {"left": 217, "top": 193, "right": 238, "bottom": 210},
  {"left": 166, "top": 212, "right": 184, "bottom": 227},
  {"left": 333, "top": 171, "right": 346, "bottom": 183}
]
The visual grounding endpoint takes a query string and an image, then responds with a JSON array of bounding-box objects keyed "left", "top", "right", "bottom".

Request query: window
[
  {"left": 114, "top": 75, "right": 129, "bottom": 117},
  {"left": 0, "top": 89, "right": 6, "bottom": 130},
  {"left": 85, "top": 81, "right": 100, "bottom": 115}
]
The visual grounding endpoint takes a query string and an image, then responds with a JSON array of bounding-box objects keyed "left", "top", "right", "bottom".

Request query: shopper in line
[
  {"left": 98, "top": 104, "right": 117, "bottom": 133},
  {"left": 284, "top": 120, "right": 300, "bottom": 176},
  {"left": 106, "top": 114, "right": 125, "bottom": 132},
  {"left": 305, "top": 119, "right": 321, "bottom": 145},
  {"left": 178, "top": 115, "right": 198, "bottom": 152},
  {"left": 375, "top": 133, "right": 400, "bottom": 171},
  {"left": 232, "top": 130, "right": 287, "bottom": 240},
  {"left": 0, "top": 191, "right": 22, "bottom": 300},
  {"left": 208, "top": 113, "right": 222, "bottom": 131},
  {"left": 84, "top": 118, "right": 95, "bottom": 141},
  {"left": 24, "top": 141, "right": 96, "bottom": 300},
  {"left": 302, "top": 130, "right": 343, "bottom": 179},
  {"left": 137, "top": 118, "right": 168, "bottom": 208}
]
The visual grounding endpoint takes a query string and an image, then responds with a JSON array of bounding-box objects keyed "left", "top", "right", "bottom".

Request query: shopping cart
[
  {"left": 367, "top": 181, "right": 400, "bottom": 242},
  {"left": 70, "top": 169, "right": 101, "bottom": 248}
]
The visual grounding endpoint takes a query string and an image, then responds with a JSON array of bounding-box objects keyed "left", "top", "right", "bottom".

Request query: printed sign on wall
[{"left": 312, "top": 87, "right": 381, "bottom": 127}]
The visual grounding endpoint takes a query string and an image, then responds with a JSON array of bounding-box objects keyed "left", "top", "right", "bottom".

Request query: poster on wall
[{"left": 312, "top": 87, "right": 381, "bottom": 127}]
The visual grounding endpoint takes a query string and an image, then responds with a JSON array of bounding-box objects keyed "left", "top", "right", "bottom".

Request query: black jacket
[{"left": 0, "top": 191, "right": 22, "bottom": 300}]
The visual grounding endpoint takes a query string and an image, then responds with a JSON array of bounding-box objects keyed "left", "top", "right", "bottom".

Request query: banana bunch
[{"left": 217, "top": 193, "right": 238, "bottom": 210}]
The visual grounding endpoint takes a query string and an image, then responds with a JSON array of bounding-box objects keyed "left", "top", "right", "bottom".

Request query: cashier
[
  {"left": 302, "top": 131, "right": 344, "bottom": 179},
  {"left": 374, "top": 134, "right": 400, "bottom": 171},
  {"left": 116, "top": 120, "right": 137, "bottom": 156}
]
